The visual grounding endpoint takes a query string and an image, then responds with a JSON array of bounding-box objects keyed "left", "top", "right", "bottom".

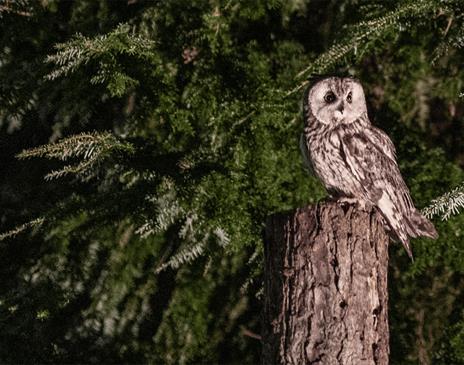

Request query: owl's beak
[
  {"left": 333, "top": 102, "right": 344, "bottom": 122},
  {"left": 334, "top": 110, "right": 344, "bottom": 122}
]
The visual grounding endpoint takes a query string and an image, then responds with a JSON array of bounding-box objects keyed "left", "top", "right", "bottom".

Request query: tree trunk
[{"left": 262, "top": 201, "right": 389, "bottom": 365}]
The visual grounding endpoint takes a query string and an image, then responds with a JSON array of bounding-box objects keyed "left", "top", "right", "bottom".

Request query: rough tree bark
[{"left": 262, "top": 201, "right": 389, "bottom": 365}]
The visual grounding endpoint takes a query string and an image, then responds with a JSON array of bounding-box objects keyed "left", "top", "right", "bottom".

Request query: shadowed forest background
[{"left": 1, "top": 0, "right": 464, "bottom": 364}]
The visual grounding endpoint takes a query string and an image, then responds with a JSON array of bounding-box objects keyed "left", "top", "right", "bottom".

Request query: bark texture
[{"left": 262, "top": 202, "right": 389, "bottom": 365}]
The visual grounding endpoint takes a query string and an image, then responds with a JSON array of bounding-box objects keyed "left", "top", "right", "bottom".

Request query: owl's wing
[
  {"left": 339, "top": 128, "right": 410, "bottom": 212},
  {"left": 339, "top": 127, "right": 405, "bottom": 200},
  {"left": 365, "top": 127, "right": 397, "bottom": 163},
  {"left": 339, "top": 127, "right": 436, "bottom": 257},
  {"left": 299, "top": 133, "right": 314, "bottom": 175}
]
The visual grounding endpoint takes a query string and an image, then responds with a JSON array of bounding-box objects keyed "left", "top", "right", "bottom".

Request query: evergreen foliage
[
  {"left": 1, "top": 0, "right": 464, "bottom": 363},
  {"left": 424, "top": 182, "right": 464, "bottom": 220}
]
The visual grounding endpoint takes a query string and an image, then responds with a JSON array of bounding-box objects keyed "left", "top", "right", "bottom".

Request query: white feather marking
[
  {"left": 378, "top": 191, "right": 397, "bottom": 227},
  {"left": 378, "top": 191, "right": 394, "bottom": 217},
  {"left": 329, "top": 133, "right": 339, "bottom": 147},
  {"left": 378, "top": 190, "right": 405, "bottom": 241}
]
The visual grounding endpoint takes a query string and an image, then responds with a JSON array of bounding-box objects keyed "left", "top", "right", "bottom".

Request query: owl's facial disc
[{"left": 308, "top": 77, "right": 367, "bottom": 125}]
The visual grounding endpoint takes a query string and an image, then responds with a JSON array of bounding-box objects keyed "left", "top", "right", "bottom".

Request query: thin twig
[
  {"left": 241, "top": 326, "right": 261, "bottom": 340},
  {"left": 443, "top": 16, "right": 453, "bottom": 36}
]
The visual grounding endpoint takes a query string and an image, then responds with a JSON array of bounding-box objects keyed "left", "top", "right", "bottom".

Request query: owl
[{"left": 300, "top": 76, "right": 437, "bottom": 258}]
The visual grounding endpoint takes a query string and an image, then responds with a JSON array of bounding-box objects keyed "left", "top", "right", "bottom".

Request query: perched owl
[{"left": 301, "top": 76, "right": 437, "bottom": 258}]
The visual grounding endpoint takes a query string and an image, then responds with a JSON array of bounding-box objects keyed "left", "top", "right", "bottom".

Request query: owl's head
[{"left": 304, "top": 76, "right": 367, "bottom": 125}]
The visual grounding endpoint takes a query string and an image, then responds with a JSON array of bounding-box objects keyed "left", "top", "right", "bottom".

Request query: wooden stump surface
[{"left": 262, "top": 202, "right": 389, "bottom": 365}]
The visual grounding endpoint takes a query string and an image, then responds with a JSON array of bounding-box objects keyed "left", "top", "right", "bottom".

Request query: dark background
[{"left": 1, "top": 0, "right": 464, "bottom": 364}]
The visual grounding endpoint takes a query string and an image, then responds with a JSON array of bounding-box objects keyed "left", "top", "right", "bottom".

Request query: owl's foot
[{"left": 337, "top": 197, "right": 371, "bottom": 211}]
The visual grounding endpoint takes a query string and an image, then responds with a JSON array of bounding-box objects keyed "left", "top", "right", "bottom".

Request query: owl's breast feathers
[{"left": 304, "top": 115, "right": 437, "bottom": 258}]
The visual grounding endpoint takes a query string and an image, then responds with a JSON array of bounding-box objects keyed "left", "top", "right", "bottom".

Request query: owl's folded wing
[
  {"left": 299, "top": 133, "right": 314, "bottom": 175},
  {"left": 339, "top": 129, "right": 412, "bottom": 211},
  {"left": 339, "top": 128, "right": 437, "bottom": 258},
  {"left": 339, "top": 129, "right": 419, "bottom": 256}
]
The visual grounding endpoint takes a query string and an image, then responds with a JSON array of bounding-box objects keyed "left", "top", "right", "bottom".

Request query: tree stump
[{"left": 262, "top": 201, "right": 389, "bottom": 365}]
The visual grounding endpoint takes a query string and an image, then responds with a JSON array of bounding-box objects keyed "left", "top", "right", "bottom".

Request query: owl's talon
[{"left": 337, "top": 197, "right": 369, "bottom": 211}]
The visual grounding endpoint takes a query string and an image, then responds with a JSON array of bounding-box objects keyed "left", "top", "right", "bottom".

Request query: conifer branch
[
  {"left": 17, "top": 132, "right": 135, "bottom": 181},
  {"left": 135, "top": 193, "right": 184, "bottom": 239},
  {"left": 293, "top": 0, "right": 438, "bottom": 93},
  {"left": 45, "top": 23, "right": 159, "bottom": 96},
  {"left": 423, "top": 182, "right": 464, "bottom": 220},
  {"left": 0, "top": 218, "right": 45, "bottom": 241},
  {"left": 213, "top": 227, "right": 230, "bottom": 247},
  {"left": 431, "top": 20, "right": 464, "bottom": 64},
  {"left": 0, "top": 0, "right": 33, "bottom": 17},
  {"left": 155, "top": 238, "right": 207, "bottom": 273},
  {"left": 154, "top": 215, "right": 231, "bottom": 273},
  {"left": 45, "top": 24, "right": 156, "bottom": 80}
]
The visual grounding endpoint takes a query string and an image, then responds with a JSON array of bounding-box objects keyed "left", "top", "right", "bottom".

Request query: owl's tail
[
  {"left": 391, "top": 208, "right": 438, "bottom": 260},
  {"left": 396, "top": 210, "right": 438, "bottom": 260},
  {"left": 407, "top": 209, "right": 438, "bottom": 240},
  {"left": 381, "top": 208, "right": 437, "bottom": 260},
  {"left": 377, "top": 190, "right": 438, "bottom": 259}
]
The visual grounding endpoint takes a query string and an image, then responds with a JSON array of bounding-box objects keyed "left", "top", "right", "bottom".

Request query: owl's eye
[
  {"left": 346, "top": 92, "right": 352, "bottom": 103},
  {"left": 324, "top": 91, "right": 336, "bottom": 103}
]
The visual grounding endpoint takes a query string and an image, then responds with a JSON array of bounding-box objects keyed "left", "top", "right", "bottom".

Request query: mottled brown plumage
[{"left": 301, "top": 76, "right": 437, "bottom": 258}]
